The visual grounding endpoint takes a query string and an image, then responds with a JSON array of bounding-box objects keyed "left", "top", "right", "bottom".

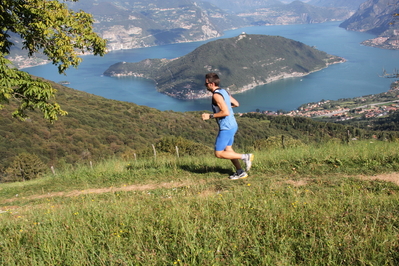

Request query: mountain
[
  {"left": 340, "top": 0, "right": 398, "bottom": 34},
  {"left": 206, "top": 0, "right": 351, "bottom": 25},
  {"left": 66, "top": 0, "right": 242, "bottom": 51},
  {"left": 7, "top": 0, "right": 353, "bottom": 68},
  {"left": 201, "top": 0, "right": 284, "bottom": 13},
  {"left": 67, "top": 0, "right": 352, "bottom": 49},
  {"left": 339, "top": 0, "right": 399, "bottom": 50},
  {"left": 262, "top": 0, "right": 351, "bottom": 24},
  {"left": 308, "top": 0, "right": 366, "bottom": 11},
  {"left": 104, "top": 33, "right": 344, "bottom": 100},
  {"left": 7, "top": 0, "right": 246, "bottom": 68}
]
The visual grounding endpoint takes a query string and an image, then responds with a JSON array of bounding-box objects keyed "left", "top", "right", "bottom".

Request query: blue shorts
[{"left": 215, "top": 127, "right": 238, "bottom": 151}]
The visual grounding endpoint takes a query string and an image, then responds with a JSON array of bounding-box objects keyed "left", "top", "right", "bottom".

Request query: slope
[{"left": 1, "top": 76, "right": 384, "bottom": 174}]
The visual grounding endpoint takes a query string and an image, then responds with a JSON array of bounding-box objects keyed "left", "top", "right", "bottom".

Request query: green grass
[{"left": 1, "top": 140, "right": 399, "bottom": 265}]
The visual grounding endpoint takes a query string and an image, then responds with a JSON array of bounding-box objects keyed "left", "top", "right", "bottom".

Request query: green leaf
[{"left": 0, "top": 0, "right": 107, "bottom": 122}]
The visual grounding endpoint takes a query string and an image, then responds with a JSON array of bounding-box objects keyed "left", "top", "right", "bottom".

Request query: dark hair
[{"left": 205, "top": 72, "right": 220, "bottom": 86}]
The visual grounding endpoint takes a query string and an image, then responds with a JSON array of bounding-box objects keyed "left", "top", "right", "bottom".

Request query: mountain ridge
[
  {"left": 339, "top": 0, "right": 399, "bottom": 50},
  {"left": 307, "top": 0, "right": 365, "bottom": 11},
  {"left": 7, "top": 0, "right": 352, "bottom": 68}
]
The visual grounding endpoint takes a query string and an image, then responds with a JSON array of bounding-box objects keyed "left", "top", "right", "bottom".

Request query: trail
[
  {"left": 358, "top": 172, "right": 399, "bottom": 186},
  {"left": 0, "top": 180, "right": 197, "bottom": 205},
  {"left": 1, "top": 173, "right": 399, "bottom": 206}
]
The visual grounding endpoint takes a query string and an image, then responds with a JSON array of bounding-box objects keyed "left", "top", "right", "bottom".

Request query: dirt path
[
  {"left": 358, "top": 172, "right": 399, "bottom": 186},
  {"left": 0, "top": 180, "right": 196, "bottom": 205},
  {"left": 1, "top": 173, "right": 398, "bottom": 206}
]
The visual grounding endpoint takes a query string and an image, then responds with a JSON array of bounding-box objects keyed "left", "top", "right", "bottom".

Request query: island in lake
[{"left": 104, "top": 33, "right": 345, "bottom": 100}]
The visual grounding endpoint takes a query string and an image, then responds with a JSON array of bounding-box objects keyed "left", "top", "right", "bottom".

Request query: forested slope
[
  {"left": 0, "top": 79, "right": 391, "bottom": 173},
  {"left": 0, "top": 81, "right": 215, "bottom": 168}
]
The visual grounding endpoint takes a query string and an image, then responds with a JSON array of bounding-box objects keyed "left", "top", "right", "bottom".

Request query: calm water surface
[{"left": 25, "top": 22, "right": 399, "bottom": 113}]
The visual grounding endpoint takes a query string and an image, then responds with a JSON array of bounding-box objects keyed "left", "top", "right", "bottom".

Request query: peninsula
[{"left": 104, "top": 33, "right": 345, "bottom": 100}]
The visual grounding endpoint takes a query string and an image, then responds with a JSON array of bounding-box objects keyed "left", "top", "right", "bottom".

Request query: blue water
[{"left": 24, "top": 22, "right": 399, "bottom": 113}]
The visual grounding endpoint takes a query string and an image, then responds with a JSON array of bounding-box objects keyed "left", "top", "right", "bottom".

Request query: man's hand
[{"left": 202, "top": 113, "right": 211, "bottom": 120}]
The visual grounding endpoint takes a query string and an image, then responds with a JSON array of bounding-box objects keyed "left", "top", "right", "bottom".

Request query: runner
[{"left": 201, "top": 72, "right": 254, "bottom": 179}]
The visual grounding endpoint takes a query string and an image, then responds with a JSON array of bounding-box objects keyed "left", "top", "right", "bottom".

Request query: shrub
[
  {"left": 138, "top": 136, "right": 213, "bottom": 158},
  {"left": 4, "top": 153, "right": 47, "bottom": 182},
  {"left": 254, "top": 135, "right": 304, "bottom": 150}
]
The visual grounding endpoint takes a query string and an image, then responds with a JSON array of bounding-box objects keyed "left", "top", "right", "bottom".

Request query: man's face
[{"left": 205, "top": 79, "right": 213, "bottom": 91}]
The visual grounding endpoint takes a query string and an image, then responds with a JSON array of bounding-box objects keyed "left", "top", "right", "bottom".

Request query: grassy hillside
[
  {"left": 0, "top": 80, "right": 215, "bottom": 169},
  {"left": 1, "top": 141, "right": 398, "bottom": 264},
  {"left": 2, "top": 78, "right": 390, "bottom": 178}
]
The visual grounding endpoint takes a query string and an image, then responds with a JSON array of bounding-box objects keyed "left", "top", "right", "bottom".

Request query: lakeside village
[{"left": 250, "top": 81, "right": 399, "bottom": 121}]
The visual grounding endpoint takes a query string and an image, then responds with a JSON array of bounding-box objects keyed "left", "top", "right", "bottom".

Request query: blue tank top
[{"left": 212, "top": 88, "right": 238, "bottom": 130}]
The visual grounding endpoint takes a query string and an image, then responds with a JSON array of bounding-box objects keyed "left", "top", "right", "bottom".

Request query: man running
[{"left": 201, "top": 72, "right": 254, "bottom": 179}]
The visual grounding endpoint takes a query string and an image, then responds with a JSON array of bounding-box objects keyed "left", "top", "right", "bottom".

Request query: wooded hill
[
  {"left": 1, "top": 79, "right": 393, "bottom": 177},
  {"left": 104, "top": 34, "right": 344, "bottom": 100}
]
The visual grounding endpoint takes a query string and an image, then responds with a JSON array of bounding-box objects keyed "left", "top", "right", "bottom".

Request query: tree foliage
[
  {"left": 138, "top": 136, "right": 213, "bottom": 158},
  {"left": 254, "top": 135, "right": 304, "bottom": 150},
  {"left": 0, "top": 0, "right": 107, "bottom": 121},
  {"left": 4, "top": 152, "right": 47, "bottom": 182}
]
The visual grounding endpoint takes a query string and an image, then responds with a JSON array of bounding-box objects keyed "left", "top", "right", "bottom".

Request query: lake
[{"left": 25, "top": 22, "right": 399, "bottom": 113}]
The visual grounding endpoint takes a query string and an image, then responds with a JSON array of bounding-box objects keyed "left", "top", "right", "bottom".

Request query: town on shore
[{"left": 245, "top": 81, "right": 399, "bottom": 122}]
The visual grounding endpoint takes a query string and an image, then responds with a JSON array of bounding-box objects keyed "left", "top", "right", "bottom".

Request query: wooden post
[
  {"left": 134, "top": 153, "right": 137, "bottom": 161},
  {"left": 19, "top": 166, "right": 25, "bottom": 182},
  {"left": 282, "top": 135, "right": 285, "bottom": 149},
  {"left": 175, "top": 146, "right": 179, "bottom": 158},
  {"left": 51, "top": 166, "right": 56, "bottom": 175},
  {"left": 90, "top": 161, "right": 93, "bottom": 170},
  {"left": 347, "top": 130, "right": 350, "bottom": 144},
  {"left": 152, "top": 144, "right": 156, "bottom": 160}
]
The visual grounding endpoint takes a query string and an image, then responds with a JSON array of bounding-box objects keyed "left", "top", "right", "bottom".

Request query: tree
[
  {"left": 0, "top": 0, "right": 107, "bottom": 122},
  {"left": 4, "top": 153, "right": 47, "bottom": 182}
]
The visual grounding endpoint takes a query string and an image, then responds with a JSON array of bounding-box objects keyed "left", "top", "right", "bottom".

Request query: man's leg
[
  {"left": 214, "top": 129, "right": 242, "bottom": 160},
  {"left": 224, "top": 146, "right": 242, "bottom": 171},
  {"left": 215, "top": 148, "right": 254, "bottom": 172},
  {"left": 223, "top": 146, "right": 249, "bottom": 180},
  {"left": 214, "top": 147, "right": 242, "bottom": 160},
  {"left": 214, "top": 128, "right": 254, "bottom": 173}
]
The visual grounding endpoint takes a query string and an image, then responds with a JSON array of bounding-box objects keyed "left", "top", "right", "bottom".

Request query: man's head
[{"left": 205, "top": 72, "right": 220, "bottom": 87}]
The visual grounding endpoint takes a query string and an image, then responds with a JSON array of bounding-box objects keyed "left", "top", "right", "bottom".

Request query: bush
[
  {"left": 138, "top": 136, "right": 213, "bottom": 158},
  {"left": 4, "top": 153, "right": 47, "bottom": 182},
  {"left": 254, "top": 135, "right": 304, "bottom": 150}
]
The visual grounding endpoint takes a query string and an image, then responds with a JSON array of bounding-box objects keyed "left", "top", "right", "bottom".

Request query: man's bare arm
[{"left": 230, "top": 95, "right": 239, "bottom": 108}]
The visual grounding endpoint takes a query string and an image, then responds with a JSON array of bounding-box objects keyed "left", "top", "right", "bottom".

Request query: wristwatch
[{"left": 209, "top": 114, "right": 214, "bottom": 119}]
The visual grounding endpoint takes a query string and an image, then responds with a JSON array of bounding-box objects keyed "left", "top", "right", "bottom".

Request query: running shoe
[
  {"left": 244, "top": 153, "right": 254, "bottom": 172},
  {"left": 229, "top": 171, "right": 248, "bottom": 180}
]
